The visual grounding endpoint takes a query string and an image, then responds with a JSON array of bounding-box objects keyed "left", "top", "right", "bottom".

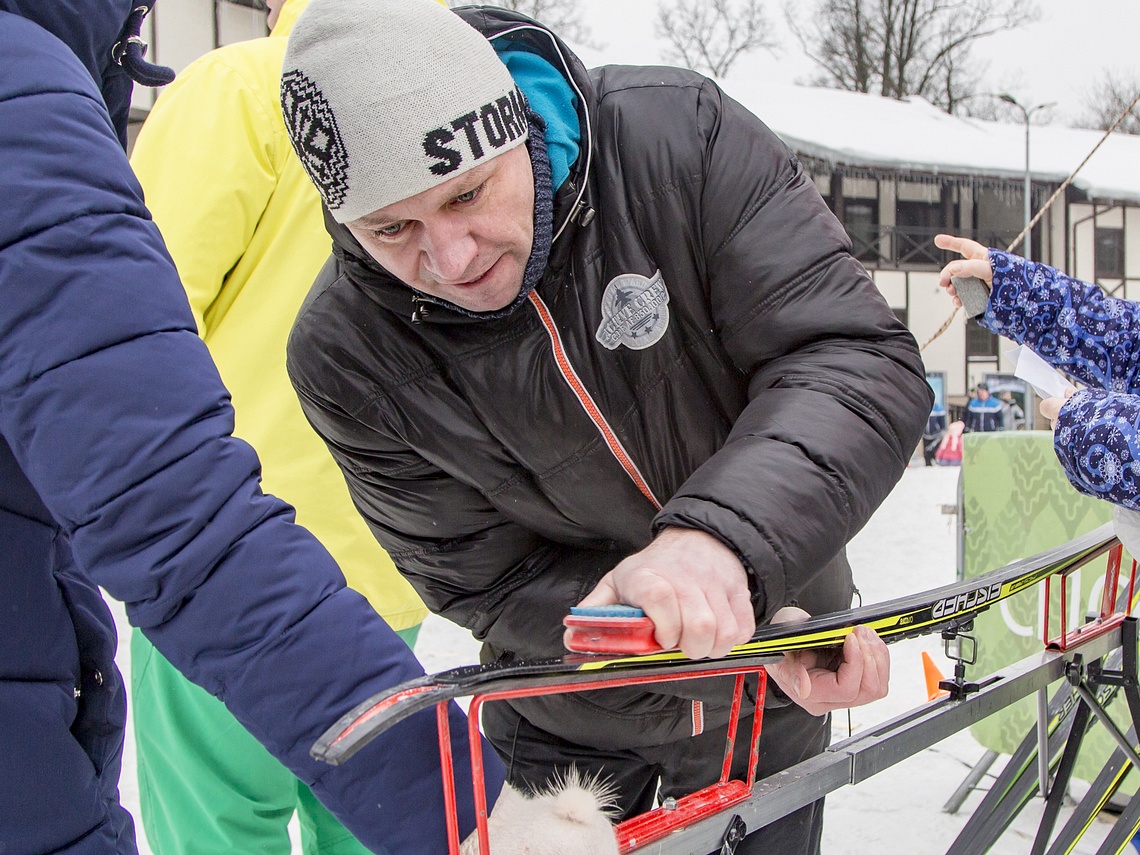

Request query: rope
[{"left": 919, "top": 88, "right": 1140, "bottom": 352}]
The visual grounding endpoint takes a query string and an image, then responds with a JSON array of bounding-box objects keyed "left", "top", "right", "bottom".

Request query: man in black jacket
[{"left": 281, "top": 1, "right": 932, "bottom": 850}]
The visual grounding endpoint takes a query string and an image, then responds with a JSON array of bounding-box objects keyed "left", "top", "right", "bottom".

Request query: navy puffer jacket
[{"left": 0, "top": 3, "right": 501, "bottom": 852}]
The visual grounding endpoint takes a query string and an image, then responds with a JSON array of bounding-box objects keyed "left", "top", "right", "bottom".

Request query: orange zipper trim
[{"left": 528, "top": 291, "right": 662, "bottom": 510}]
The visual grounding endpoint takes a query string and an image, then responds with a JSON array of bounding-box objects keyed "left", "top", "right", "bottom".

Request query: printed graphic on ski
[{"left": 313, "top": 523, "right": 1117, "bottom": 766}]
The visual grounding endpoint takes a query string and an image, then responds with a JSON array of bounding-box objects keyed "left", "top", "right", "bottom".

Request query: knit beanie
[{"left": 281, "top": 0, "right": 529, "bottom": 224}]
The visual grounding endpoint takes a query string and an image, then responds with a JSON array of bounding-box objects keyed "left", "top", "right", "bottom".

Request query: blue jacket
[
  {"left": 979, "top": 249, "right": 1140, "bottom": 508},
  {"left": 0, "top": 3, "right": 501, "bottom": 852},
  {"left": 963, "top": 394, "right": 1004, "bottom": 432}
]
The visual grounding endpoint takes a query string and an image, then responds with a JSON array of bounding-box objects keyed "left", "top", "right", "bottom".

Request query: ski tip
[{"left": 564, "top": 606, "right": 663, "bottom": 654}]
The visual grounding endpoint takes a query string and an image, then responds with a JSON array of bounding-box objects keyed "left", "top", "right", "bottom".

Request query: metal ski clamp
[
  {"left": 938, "top": 619, "right": 999, "bottom": 700},
  {"left": 1063, "top": 618, "right": 1140, "bottom": 775},
  {"left": 1098, "top": 616, "right": 1140, "bottom": 739},
  {"left": 719, "top": 814, "right": 747, "bottom": 854}
]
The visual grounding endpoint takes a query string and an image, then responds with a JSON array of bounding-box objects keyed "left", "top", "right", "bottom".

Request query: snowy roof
[{"left": 724, "top": 82, "right": 1140, "bottom": 205}]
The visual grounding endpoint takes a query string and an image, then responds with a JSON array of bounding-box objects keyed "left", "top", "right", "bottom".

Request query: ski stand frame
[
  {"left": 642, "top": 548, "right": 1140, "bottom": 855},
  {"left": 625, "top": 617, "right": 1132, "bottom": 854},
  {"left": 440, "top": 661, "right": 771, "bottom": 855},
  {"left": 319, "top": 527, "right": 1140, "bottom": 854}
]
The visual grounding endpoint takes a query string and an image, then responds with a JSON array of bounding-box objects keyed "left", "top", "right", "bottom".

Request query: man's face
[
  {"left": 265, "top": 0, "right": 285, "bottom": 29},
  {"left": 346, "top": 145, "right": 535, "bottom": 313},
  {"left": 977, "top": 388, "right": 990, "bottom": 400}
]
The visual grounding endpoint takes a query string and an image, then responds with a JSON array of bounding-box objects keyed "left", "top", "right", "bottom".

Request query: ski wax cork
[{"left": 563, "top": 605, "right": 664, "bottom": 654}]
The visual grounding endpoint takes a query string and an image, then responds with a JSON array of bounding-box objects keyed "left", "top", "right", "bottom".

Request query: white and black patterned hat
[{"left": 281, "top": 0, "right": 528, "bottom": 224}]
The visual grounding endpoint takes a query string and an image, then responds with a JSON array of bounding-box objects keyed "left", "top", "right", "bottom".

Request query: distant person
[
  {"left": 922, "top": 401, "right": 947, "bottom": 466},
  {"left": 964, "top": 382, "right": 1004, "bottom": 432},
  {"left": 938, "top": 233, "right": 1140, "bottom": 554},
  {"left": 999, "top": 391, "right": 1025, "bottom": 431},
  {"left": 125, "top": 0, "right": 430, "bottom": 851}
]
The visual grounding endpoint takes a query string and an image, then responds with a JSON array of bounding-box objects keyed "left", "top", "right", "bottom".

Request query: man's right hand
[{"left": 569, "top": 526, "right": 755, "bottom": 659}]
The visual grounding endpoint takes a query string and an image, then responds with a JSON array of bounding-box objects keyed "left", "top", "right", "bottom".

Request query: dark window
[
  {"left": 895, "top": 200, "right": 942, "bottom": 265},
  {"left": 896, "top": 199, "right": 940, "bottom": 230},
  {"left": 966, "top": 320, "right": 999, "bottom": 358},
  {"left": 844, "top": 200, "right": 880, "bottom": 263},
  {"left": 1095, "top": 227, "right": 1125, "bottom": 279}
]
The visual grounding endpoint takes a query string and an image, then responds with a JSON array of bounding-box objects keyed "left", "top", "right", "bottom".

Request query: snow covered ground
[{"left": 110, "top": 462, "right": 1127, "bottom": 853}]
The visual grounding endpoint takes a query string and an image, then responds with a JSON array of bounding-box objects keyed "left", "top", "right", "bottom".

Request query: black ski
[{"left": 313, "top": 523, "right": 1117, "bottom": 766}]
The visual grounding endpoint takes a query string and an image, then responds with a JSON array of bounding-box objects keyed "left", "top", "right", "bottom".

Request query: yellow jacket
[{"left": 130, "top": 0, "right": 426, "bottom": 629}]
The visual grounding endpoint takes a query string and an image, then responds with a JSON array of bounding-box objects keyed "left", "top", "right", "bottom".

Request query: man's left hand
[{"left": 764, "top": 607, "right": 890, "bottom": 717}]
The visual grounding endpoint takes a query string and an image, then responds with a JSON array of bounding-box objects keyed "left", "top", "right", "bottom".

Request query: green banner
[{"left": 962, "top": 430, "right": 1133, "bottom": 787}]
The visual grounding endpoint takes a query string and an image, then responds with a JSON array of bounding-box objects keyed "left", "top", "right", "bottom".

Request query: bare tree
[
  {"left": 655, "top": 0, "right": 777, "bottom": 79},
  {"left": 1076, "top": 70, "right": 1140, "bottom": 135},
  {"left": 446, "top": 0, "right": 601, "bottom": 50},
  {"left": 785, "top": 0, "right": 1038, "bottom": 114}
]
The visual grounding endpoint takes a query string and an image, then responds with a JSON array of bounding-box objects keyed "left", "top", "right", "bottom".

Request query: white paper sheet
[{"left": 1005, "top": 345, "right": 1073, "bottom": 399}]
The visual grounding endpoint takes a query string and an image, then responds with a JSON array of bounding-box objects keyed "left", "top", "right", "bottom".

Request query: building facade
[
  {"left": 803, "top": 161, "right": 1140, "bottom": 423},
  {"left": 127, "top": 0, "right": 269, "bottom": 147},
  {"left": 130, "top": 2, "right": 1140, "bottom": 426}
]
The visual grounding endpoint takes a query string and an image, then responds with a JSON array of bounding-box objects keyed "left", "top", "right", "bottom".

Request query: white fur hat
[
  {"left": 460, "top": 771, "right": 619, "bottom": 855},
  {"left": 281, "top": 0, "right": 528, "bottom": 223}
]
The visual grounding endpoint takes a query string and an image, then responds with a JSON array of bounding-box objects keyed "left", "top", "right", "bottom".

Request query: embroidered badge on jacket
[{"left": 595, "top": 270, "right": 670, "bottom": 351}]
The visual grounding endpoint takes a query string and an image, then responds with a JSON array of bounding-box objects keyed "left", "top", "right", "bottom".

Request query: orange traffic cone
[{"left": 923, "top": 651, "right": 950, "bottom": 701}]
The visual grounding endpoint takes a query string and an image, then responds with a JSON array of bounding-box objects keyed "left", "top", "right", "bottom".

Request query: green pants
[{"left": 131, "top": 624, "right": 420, "bottom": 855}]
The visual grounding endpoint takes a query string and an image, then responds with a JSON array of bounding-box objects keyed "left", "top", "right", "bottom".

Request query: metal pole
[
  {"left": 1035, "top": 688, "right": 1050, "bottom": 796},
  {"left": 1023, "top": 118, "right": 1032, "bottom": 259},
  {"left": 943, "top": 748, "right": 999, "bottom": 814},
  {"left": 1000, "top": 94, "right": 1054, "bottom": 261}
]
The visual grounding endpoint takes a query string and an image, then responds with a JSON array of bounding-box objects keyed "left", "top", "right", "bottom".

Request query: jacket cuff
[{"left": 652, "top": 504, "right": 778, "bottom": 620}]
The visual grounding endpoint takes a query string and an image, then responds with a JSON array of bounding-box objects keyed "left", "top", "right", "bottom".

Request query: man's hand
[
  {"left": 570, "top": 527, "right": 754, "bottom": 659},
  {"left": 764, "top": 607, "right": 890, "bottom": 717},
  {"left": 934, "top": 234, "right": 993, "bottom": 308}
]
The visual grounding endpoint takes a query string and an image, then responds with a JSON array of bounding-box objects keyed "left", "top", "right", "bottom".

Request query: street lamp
[
  {"left": 999, "top": 93, "right": 1056, "bottom": 260},
  {"left": 999, "top": 97, "right": 1058, "bottom": 797}
]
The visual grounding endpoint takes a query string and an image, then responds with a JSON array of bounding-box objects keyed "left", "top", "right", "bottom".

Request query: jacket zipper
[{"left": 527, "top": 290, "right": 662, "bottom": 510}]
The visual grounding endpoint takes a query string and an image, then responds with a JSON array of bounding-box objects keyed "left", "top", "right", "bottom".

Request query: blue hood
[{"left": 0, "top": 0, "right": 171, "bottom": 145}]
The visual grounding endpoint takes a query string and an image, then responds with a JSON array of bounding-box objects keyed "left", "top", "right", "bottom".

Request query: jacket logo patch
[
  {"left": 281, "top": 70, "right": 349, "bottom": 210},
  {"left": 595, "top": 270, "right": 671, "bottom": 351}
]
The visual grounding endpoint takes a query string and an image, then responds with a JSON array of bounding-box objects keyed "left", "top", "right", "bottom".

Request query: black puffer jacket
[{"left": 288, "top": 8, "right": 932, "bottom": 744}]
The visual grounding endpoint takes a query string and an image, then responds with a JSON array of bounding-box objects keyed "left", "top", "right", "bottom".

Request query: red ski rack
[
  {"left": 1044, "top": 542, "right": 1137, "bottom": 651},
  {"left": 437, "top": 663, "right": 768, "bottom": 855}
]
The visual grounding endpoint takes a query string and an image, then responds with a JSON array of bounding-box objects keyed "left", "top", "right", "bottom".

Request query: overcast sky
[{"left": 566, "top": 0, "right": 1140, "bottom": 127}]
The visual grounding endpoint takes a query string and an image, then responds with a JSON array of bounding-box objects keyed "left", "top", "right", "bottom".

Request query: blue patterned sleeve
[
  {"left": 1054, "top": 389, "right": 1140, "bottom": 509},
  {"left": 982, "top": 249, "right": 1140, "bottom": 394}
]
